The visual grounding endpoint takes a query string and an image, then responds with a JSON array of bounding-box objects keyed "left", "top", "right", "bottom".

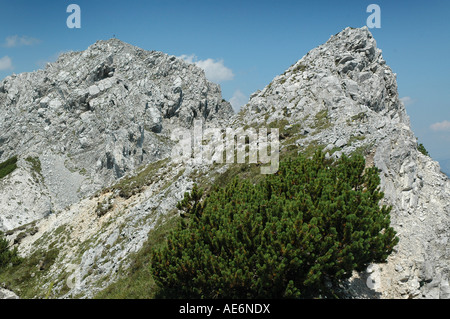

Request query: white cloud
[
  {"left": 400, "top": 96, "right": 414, "bottom": 106},
  {"left": 4, "top": 35, "right": 41, "bottom": 48},
  {"left": 430, "top": 120, "right": 450, "bottom": 132},
  {"left": 229, "top": 90, "right": 248, "bottom": 112},
  {"left": 179, "top": 54, "right": 196, "bottom": 64},
  {"left": 179, "top": 54, "right": 234, "bottom": 83},
  {"left": 0, "top": 56, "right": 13, "bottom": 71}
]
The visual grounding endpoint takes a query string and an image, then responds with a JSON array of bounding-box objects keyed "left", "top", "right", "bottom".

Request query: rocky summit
[
  {"left": 0, "top": 27, "right": 449, "bottom": 299},
  {"left": 0, "top": 38, "right": 233, "bottom": 231}
]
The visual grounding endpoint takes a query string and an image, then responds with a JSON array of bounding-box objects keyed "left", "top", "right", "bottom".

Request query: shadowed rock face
[
  {"left": 0, "top": 38, "right": 233, "bottom": 231},
  {"left": 1, "top": 27, "right": 449, "bottom": 299}
]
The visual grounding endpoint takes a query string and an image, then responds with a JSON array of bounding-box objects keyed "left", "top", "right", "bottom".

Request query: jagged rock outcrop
[
  {"left": 0, "top": 38, "right": 233, "bottom": 231},
  {"left": 1, "top": 27, "right": 449, "bottom": 299},
  {"left": 236, "top": 26, "right": 450, "bottom": 299}
]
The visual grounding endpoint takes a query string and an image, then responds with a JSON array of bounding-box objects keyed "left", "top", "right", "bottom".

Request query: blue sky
[{"left": 1, "top": 0, "right": 449, "bottom": 163}]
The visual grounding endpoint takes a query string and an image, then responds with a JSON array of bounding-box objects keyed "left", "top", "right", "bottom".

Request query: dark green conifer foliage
[
  {"left": 0, "top": 156, "right": 18, "bottom": 180},
  {"left": 151, "top": 151, "right": 398, "bottom": 298},
  {"left": 0, "top": 232, "right": 22, "bottom": 270},
  {"left": 417, "top": 143, "right": 429, "bottom": 157}
]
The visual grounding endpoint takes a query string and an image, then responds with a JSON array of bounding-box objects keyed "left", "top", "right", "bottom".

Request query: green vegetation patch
[
  {"left": 350, "top": 112, "right": 368, "bottom": 122},
  {"left": 0, "top": 156, "right": 18, "bottom": 180},
  {"left": 107, "top": 158, "right": 170, "bottom": 199},
  {"left": 292, "top": 62, "right": 307, "bottom": 73},
  {"left": 312, "top": 109, "right": 331, "bottom": 131},
  {"left": 0, "top": 246, "right": 60, "bottom": 299},
  {"left": 0, "top": 232, "right": 22, "bottom": 271},
  {"left": 151, "top": 151, "right": 398, "bottom": 299},
  {"left": 94, "top": 141, "right": 324, "bottom": 298},
  {"left": 94, "top": 140, "right": 393, "bottom": 299},
  {"left": 348, "top": 135, "right": 366, "bottom": 145},
  {"left": 417, "top": 142, "right": 429, "bottom": 157},
  {"left": 25, "top": 156, "right": 43, "bottom": 183}
]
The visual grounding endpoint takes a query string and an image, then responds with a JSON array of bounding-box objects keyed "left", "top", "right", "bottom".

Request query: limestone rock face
[
  {"left": 0, "top": 157, "right": 52, "bottom": 231},
  {"left": 0, "top": 38, "right": 233, "bottom": 231}
]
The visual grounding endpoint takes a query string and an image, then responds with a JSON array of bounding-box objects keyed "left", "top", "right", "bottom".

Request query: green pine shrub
[
  {"left": 0, "top": 232, "right": 22, "bottom": 270},
  {"left": 417, "top": 143, "right": 429, "bottom": 157},
  {"left": 151, "top": 151, "right": 398, "bottom": 299},
  {"left": 0, "top": 156, "right": 18, "bottom": 180}
]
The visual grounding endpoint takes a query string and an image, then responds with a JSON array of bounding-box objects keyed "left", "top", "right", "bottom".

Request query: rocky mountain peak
[
  {"left": 0, "top": 38, "right": 233, "bottom": 230},
  {"left": 243, "top": 26, "right": 402, "bottom": 125}
]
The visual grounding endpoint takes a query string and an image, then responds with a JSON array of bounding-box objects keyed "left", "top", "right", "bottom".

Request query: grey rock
[
  {"left": 440, "top": 280, "right": 450, "bottom": 299},
  {"left": 419, "top": 261, "right": 434, "bottom": 283},
  {"left": 0, "top": 288, "right": 19, "bottom": 299}
]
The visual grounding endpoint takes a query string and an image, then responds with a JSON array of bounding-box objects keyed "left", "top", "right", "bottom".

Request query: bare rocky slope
[{"left": 1, "top": 27, "right": 449, "bottom": 299}]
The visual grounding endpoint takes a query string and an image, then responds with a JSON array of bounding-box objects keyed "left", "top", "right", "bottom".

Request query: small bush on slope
[{"left": 151, "top": 151, "right": 398, "bottom": 298}]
